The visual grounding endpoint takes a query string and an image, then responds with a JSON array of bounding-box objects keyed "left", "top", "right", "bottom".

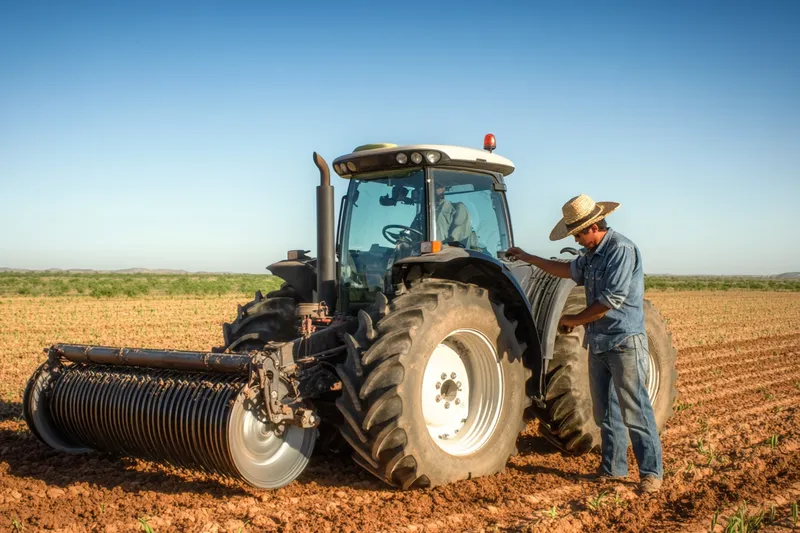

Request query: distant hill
[
  {"left": 0, "top": 267, "right": 238, "bottom": 275},
  {"left": 775, "top": 272, "right": 800, "bottom": 279}
]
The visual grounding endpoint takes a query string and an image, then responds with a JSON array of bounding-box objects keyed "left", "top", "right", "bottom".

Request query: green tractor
[{"left": 23, "top": 138, "right": 678, "bottom": 489}]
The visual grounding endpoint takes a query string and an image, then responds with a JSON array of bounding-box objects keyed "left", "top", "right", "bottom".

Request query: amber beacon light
[{"left": 483, "top": 133, "right": 496, "bottom": 153}]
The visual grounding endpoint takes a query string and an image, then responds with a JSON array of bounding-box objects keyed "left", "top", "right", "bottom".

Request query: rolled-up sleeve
[
  {"left": 569, "top": 255, "right": 586, "bottom": 286},
  {"left": 598, "top": 245, "right": 636, "bottom": 309}
]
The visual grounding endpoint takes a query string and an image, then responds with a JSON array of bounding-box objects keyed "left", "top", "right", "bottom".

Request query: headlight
[
  {"left": 410, "top": 152, "right": 423, "bottom": 164},
  {"left": 346, "top": 161, "right": 357, "bottom": 172},
  {"left": 425, "top": 151, "right": 441, "bottom": 164},
  {"left": 396, "top": 153, "right": 408, "bottom": 164}
]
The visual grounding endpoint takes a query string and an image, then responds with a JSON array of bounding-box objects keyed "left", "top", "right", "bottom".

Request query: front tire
[{"left": 336, "top": 279, "right": 530, "bottom": 488}]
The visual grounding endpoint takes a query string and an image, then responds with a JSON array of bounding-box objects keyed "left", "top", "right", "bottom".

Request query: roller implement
[{"left": 24, "top": 138, "right": 679, "bottom": 489}]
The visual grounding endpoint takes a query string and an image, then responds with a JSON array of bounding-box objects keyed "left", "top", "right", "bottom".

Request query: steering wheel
[{"left": 382, "top": 224, "right": 423, "bottom": 245}]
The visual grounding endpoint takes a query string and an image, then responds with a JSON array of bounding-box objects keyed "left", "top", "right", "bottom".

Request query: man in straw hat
[{"left": 506, "top": 194, "right": 663, "bottom": 494}]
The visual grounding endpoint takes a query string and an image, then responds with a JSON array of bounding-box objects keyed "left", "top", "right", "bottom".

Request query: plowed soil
[{"left": 1, "top": 291, "right": 799, "bottom": 532}]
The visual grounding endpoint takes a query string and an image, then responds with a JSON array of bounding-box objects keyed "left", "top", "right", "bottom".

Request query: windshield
[
  {"left": 339, "top": 170, "right": 427, "bottom": 308},
  {"left": 431, "top": 169, "right": 511, "bottom": 255}
]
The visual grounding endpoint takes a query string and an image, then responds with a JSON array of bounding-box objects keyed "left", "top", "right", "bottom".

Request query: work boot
[
  {"left": 594, "top": 467, "right": 626, "bottom": 483},
  {"left": 638, "top": 476, "right": 662, "bottom": 493}
]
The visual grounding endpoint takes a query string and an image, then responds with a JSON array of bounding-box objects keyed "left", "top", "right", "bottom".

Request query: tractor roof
[{"left": 332, "top": 144, "right": 515, "bottom": 178}]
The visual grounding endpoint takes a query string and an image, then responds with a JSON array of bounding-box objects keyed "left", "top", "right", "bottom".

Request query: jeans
[{"left": 589, "top": 333, "right": 663, "bottom": 479}]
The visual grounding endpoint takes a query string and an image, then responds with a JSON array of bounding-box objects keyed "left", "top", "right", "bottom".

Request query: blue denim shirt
[{"left": 569, "top": 228, "right": 646, "bottom": 354}]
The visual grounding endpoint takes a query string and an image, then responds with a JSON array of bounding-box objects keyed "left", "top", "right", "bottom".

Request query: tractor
[{"left": 23, "top": 137, "right": 678, "bottom": 489}]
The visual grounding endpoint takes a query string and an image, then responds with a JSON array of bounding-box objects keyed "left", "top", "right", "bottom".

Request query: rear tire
[
  {"left": 336, "top": 279, "right": 530, "bottom": 488},
  {"left": 539, "top": 288, "right": 679, "bottom": 453},
  {"left": 213, "top": 285, "right": 298, "bottom": 353}
]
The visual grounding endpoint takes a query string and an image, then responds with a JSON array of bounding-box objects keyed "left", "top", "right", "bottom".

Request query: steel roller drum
[{"left": 23, "top": 363, "right": 316, "bottom": 489}]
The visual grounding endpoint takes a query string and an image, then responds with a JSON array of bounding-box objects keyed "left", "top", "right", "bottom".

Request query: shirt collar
[{"left": 592, "top": 227, "right": 615, "bottom": 256}]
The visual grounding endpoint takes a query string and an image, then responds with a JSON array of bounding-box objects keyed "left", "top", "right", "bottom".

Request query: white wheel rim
[
  {"left": 646, "top": 346, "right": 660, "bottom": 405},
  {"left": 421, "top": 329, "right": 504, "bottom": 456},
  {"left": 229, "top": 388, "right": 315, "bottom": 489}
]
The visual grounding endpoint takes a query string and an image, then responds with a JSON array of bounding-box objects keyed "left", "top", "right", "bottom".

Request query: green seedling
[
  {"left": 791, "top": 501, "right": 798, "bottom": 527},
  {"left": 11, "top": 517, "right": 23, "bottom": 531},
  {"left": 710, "top": 509, "right": 720, "bottom": 532},
  {"left": 722, "top": 501, "right": 764, "bottom": 533},
  {"left": 765, "top": 434, "right": 779, "bottom": 450},
  {"left": 139, "top": 517, "right": 154, "bottom": 533},
  {"left": 675, "top": 402, "right": 693, "bottom": 412},
  {"left": 588, "top": 491, "right": 609, "bottom": 511},
  {"left": 757, "top": 387, "right": 775, "bottom": 401},
  {"left": 767, "top": 504, "right": 775, "bottom": 523},
  {"left": 697, "top": 439, "right": 725, "bottom": 465},
  {"left": 545, "top": 506, "right": 558, "bottom": 519},
  {"left": 237, "top": 520, "right": 250, "bottom": 533},
  {"left": 611, "top": 491, "right": 627, "bottom": 508}
]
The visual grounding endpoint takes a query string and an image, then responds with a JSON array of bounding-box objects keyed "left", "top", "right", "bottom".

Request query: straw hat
[{"left": 549, "top": 194, "right": 620, "bottom": 241}]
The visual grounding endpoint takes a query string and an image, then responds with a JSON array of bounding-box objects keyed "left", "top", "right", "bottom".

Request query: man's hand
[
  {"left": 504, "top": 247, "right": 573, "bottom": 279},
  {"left": 505, "top": 246, "right": 531, "bottom": 263},
  {"left": 558, "top": 315, "right": 579, "bottom": 334}
]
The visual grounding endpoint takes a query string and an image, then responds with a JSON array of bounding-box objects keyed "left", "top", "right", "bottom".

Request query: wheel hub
[{"left": 421, "top": 329, "right": 503, "bottom": 456}]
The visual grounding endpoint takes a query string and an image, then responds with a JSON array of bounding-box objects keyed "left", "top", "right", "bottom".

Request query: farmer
[{"left": 505, "top": 194, "right": 663, "bottom": 494}]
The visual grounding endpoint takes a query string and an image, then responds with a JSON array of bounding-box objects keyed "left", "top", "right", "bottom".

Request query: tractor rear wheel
[
  {"left": 539, "top": 287, "right": 678, "bottom": 453},
  {"left": 213, "top": 284, "right": 299, "bottom": 353},
  {"left": 336, "top": 279, "right": 529, "bottom": 488}
]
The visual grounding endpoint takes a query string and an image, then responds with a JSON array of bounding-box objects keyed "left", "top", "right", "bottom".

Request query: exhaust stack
[{"left": 313, "top": 152, "right": 337, "bottom": 311}]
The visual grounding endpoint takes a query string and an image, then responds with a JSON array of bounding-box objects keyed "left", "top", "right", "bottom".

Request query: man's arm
[
  {"left": 559, "top": 301, "right": 610, "bottom": 330},
  {"left": 505, "top": 246, "right": 572, "bottom": 279}
]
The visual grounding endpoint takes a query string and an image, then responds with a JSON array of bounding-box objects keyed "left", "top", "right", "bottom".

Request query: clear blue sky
[{"left": 1, "top": 1, "right": 798, "bottom": 275}]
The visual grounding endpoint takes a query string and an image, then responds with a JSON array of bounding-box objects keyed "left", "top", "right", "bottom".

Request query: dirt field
[{"left": 1, "top": 292, "right": 799, "bottom": 532}]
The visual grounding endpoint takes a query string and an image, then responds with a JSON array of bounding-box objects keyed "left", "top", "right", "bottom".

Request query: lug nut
[
  {"left": 435, "top": 395, "right": 441, "bottom": 402},
  {"left": 441, "top": 373, "right": 447, "bottom": 380},
  {"left": 436, "top": 382, "right": 441, "bottom": 389},
  {"left": 456, "top": 381, "right": 461, "bottom": 388},
  {"left": 450, "top": 372, "right": 456, "bottom": 379},
  {"left": 455, "top": 399, "right": 461, "bottom": 405},
  {"left": 445, "top": 402, "right": 450, "bottom": 409}
]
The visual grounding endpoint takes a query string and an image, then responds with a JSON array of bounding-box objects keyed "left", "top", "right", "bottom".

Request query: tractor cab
[{"left": 333, "top": 142, "right": 516, "bottom": 311}]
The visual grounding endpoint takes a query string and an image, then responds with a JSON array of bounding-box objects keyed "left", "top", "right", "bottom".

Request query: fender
[
  {"left": 268, "top": 257, "right": 317, "bottom": 303},
  {"left": 392, "top": 248, "right": 547, "bottom": 406}
]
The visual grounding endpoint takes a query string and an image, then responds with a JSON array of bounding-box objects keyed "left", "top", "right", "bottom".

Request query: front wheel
[{"left": 336, "top": 279, "right": 530, "bottom": 488}]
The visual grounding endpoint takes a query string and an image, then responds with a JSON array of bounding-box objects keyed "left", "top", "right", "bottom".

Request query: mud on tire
[
  {"left": 539, "top": 287, "right": 679, "bottom": 453},
  {"left": 336, "top": 279, "right": 530, "bottom": 489}
]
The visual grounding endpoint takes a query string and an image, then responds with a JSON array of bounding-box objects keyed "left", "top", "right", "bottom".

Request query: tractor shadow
[
  {"left": 0, "top": 398, "right": 22, "bottom": 422},
  {"left": 510, "top": 430, "right": 602, "bottom": 483}
]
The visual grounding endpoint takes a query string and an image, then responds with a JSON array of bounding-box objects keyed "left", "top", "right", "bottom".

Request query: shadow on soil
[
  {"left": 0, "top": 398, "right": 22, "bottom": 422},
  {"left": 1, "top": 399, "right": 574, "bottom": 494},
  {"left": 515, "top": 431, "right": 562, "bottom": 456},
  {"left": 0, "top": 399, "right": 377, "bottom": 494}
]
